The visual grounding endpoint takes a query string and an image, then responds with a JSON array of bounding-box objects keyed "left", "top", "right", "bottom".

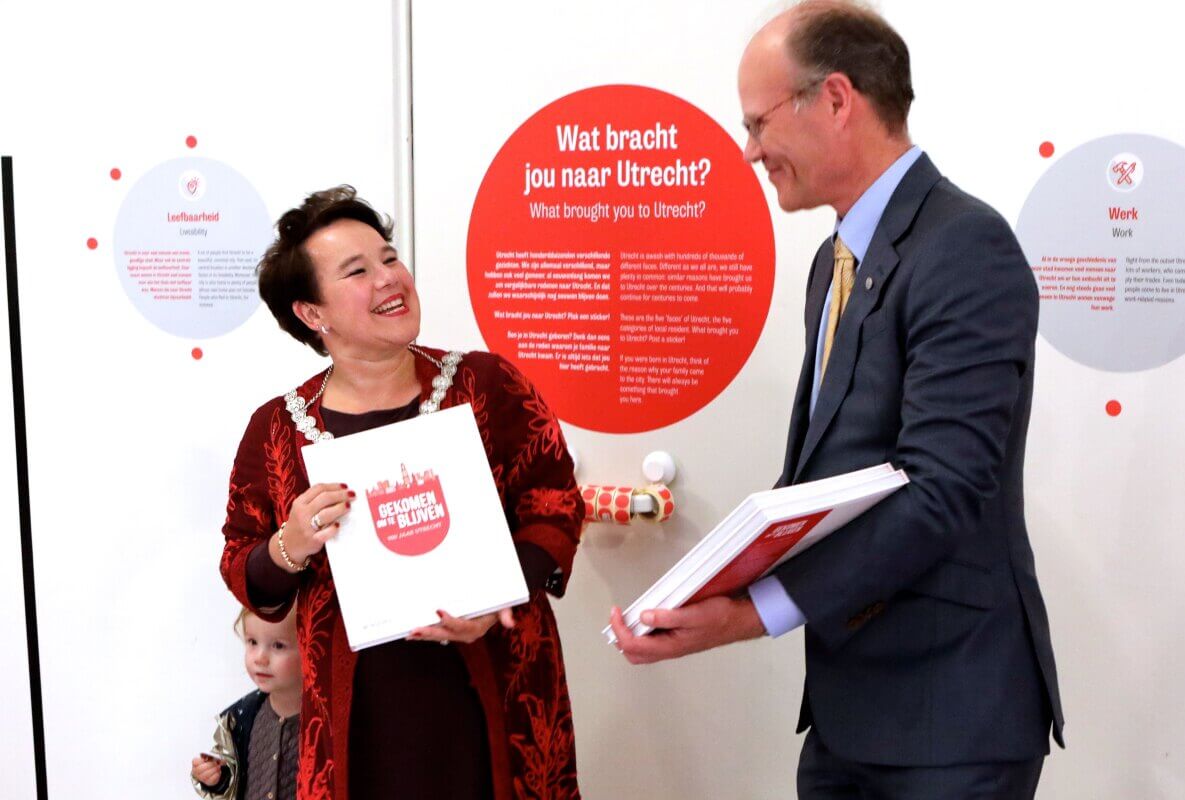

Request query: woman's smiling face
[{"left": 296, "top": 218, "right": 421, "bottom": 356}]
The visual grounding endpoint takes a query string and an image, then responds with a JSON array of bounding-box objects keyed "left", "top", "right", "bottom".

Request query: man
[{"left": 609, "top": 2, "right": 1064, "bottom": 797}]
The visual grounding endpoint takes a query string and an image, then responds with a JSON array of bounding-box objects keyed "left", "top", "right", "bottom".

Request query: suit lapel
[
  {"left": 790, "top": 154, "right": 943, "bottom": 482},
  {"left": 779, "top": 242, "right": 833, "bottom": 486}
]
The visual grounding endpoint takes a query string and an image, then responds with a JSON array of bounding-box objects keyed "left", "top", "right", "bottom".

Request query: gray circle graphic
[
  {"left": 113, "top": 157, "right": 270, "bottom": 339},
  {"left": 1017, "top": 134, "right": 1185, "bottom": 372}
]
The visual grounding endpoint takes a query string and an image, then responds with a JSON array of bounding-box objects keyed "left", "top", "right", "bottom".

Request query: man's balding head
[
  {"left": 738, "top": 1, "right": 914, "bottom": 214},
  {"left": 757, "top": 1, "right": 914, "bottom": 135}
]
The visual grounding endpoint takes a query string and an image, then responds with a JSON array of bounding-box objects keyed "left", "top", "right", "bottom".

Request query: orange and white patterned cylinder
[
  {"left": 633, "top": 483, "right": 675, "bottom": 522},
  {"left": 580, "top": 484, "right": 634, "bottom": 525},
  {"left": 579, "top": 483, "right": 675, "bottom": 524}
]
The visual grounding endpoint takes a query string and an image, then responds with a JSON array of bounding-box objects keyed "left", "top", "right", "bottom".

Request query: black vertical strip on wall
[{"left": 2, "top": 155, "right": 49, "bottom": 800}]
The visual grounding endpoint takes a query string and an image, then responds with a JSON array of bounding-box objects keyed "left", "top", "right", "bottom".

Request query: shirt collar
[{"left": 834, "top": 145, "right": 923, "bottom": 263}]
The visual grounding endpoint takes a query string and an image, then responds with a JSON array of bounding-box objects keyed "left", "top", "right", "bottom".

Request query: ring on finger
[{"left": 311, "top": 512, "right": 323, "bottom": 532}]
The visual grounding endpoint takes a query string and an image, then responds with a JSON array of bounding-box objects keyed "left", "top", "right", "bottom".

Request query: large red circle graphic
[{"left": 467, "top": 85, "right": 775, "bottom": 433}]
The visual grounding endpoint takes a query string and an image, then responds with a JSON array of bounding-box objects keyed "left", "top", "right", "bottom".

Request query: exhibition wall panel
[{"left": 410, "top": 1, "right": 1184, "bottom": 797}]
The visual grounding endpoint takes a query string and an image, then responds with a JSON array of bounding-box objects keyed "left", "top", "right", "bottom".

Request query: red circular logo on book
[{"left": 367, "top": 464, "right": 451, "bottom": 556}]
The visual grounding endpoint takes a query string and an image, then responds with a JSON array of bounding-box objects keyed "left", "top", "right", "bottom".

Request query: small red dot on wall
[
  {"left": 1105, "top": 400, "right": 1121, "bottom": 417},
  {"left": 191, "top": 347, "right": 204, "bottom": 360},
  {"left": 86, "top": 237, "right": 98, "bottom": 250},
  {"left": 186, "top": 135, "right": 198, "bottom": 148},
  {"left": 110, "top": 168, "right": 122, "bottom": 180},
  {"left": 1039, "top": 141, "right": 1055, "bottom": 158}
]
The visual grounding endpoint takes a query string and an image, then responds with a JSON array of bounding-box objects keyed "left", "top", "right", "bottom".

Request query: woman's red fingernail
[
  {"left": 346, "top": 502, "right": 352, "bottom": 509},
  {"left": 340, "top": 483, "right": 348, "bottom": 488},
  {"left": 348, "top": 490, "right": 356, "bottom": 498}
]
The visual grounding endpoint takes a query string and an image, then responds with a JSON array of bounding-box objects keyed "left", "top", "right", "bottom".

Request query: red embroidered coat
[{"left": 220, "top": 348, "right": 583, "bottom": 800}]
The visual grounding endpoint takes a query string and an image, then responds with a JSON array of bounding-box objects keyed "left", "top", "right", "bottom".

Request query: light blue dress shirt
[{"left": 749, "top": 146, "right": 923, "bottom": 638}]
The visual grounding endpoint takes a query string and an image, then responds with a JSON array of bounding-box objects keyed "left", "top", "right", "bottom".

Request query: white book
[
  {"left": 605, "top": 464, "right": 908, "bottom": 643},
  {"left": 301, "top": 403, "right": 528, "bottom": 651}
]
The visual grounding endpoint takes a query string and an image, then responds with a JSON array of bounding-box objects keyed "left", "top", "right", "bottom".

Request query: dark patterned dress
[{"left": 220, "top": 348, "right": 583, "bottom": 800}]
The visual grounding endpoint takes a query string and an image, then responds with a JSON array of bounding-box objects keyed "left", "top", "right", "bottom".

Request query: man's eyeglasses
[{"left": 742, "top": 78, "right": 824, "bottom": 140}]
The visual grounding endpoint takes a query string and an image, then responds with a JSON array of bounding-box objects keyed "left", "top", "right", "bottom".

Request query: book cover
[
  {"left": 301, "top": 403, "right": 528, "bottom": 651},
  {"left": 683, "top": 510, "right": 831, "bottom": 604}
]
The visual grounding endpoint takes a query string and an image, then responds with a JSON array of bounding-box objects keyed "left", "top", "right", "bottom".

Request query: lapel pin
[{"left": 865, "top": 277, "right": 874, "bottom": 290}]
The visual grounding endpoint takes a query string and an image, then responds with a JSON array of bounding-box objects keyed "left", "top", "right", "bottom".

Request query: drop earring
[{"left": 320, "top": 325, "right": 330, "bottom": 334}]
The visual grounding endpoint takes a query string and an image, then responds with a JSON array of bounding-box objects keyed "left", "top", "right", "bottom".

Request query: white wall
[{"left": 0, "top": 2, "right": 398, "bottom": 797}]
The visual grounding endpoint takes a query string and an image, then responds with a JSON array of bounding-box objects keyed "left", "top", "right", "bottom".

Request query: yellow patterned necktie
[{"left": 820, "top": 236, "right": 857, "bottom": 378}]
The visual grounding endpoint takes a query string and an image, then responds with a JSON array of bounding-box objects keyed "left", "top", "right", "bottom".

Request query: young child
[{"left": 191, "top": 606, "right": 302, "bottom": 800}]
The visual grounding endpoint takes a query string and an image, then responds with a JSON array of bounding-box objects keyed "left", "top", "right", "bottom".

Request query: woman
[{"left": 220, "top": 186, "right": 583, "bottom": 800}]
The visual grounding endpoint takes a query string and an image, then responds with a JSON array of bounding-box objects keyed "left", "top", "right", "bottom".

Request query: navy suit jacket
[{"left": 772, "top": 154, "right": 1064, "bottom": 766}]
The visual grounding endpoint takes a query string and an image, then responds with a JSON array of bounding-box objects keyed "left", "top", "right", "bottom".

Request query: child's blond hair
[
  {"left": 233, "top": 604, "right": 297, "bottom": 638},
  {"left": 233, "top": 606, "right": 253, "bottom": 639}
]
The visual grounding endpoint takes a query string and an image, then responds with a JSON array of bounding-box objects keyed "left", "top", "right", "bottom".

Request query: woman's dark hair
[
  {"left": 257, "top": 185, "right": 394, "bottom": 355},
  {"left": 789, "top": 1, "right": 914, "bottom": 135}
]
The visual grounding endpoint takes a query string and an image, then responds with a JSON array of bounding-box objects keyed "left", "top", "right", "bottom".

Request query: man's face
[{"left": 738, "top": 36, "right": 834, "bottom": 213}]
